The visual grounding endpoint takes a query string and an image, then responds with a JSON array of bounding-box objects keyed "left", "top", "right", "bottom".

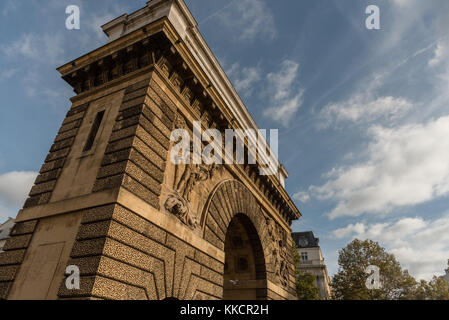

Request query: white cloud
[
  {"left": 263, "top": 60, "right": 304, "bottom": 126},
  {"left": 2, "top": 0, "right": 20, "bottom": 16},
  {"left": 1, "top": 33, "right": 65, "bottom": 65},
  {"left": 2, "top": 34, "right": 39, "bottom": 60},
  {"left": 428, "top": 40, "right": 448, "bottom": 67},
  {"left": 305, "top": 115, "right": 449, "bottom": 219},
  {"left": 319, "top": 69, "right": 413, "bottom": 128},
  {"left": 219, "top": 0, "right": 276, "bottom": 41},
  {"left": 0, "top": 68, "right": 18, "bottom": 80},
  {"left": 0, "top": 204, "right": 15, "bottom": 224},
  {"left": 227, "top": 63, "right": 261, "bottom": 94},
  {"left": 332, "top": 214, "right": 449, "bottom": 280},
  {"left": 321, "top": 95, "right": 412, "bottom": 128},
  {"left": 293, "top": 191, "right": 310, "bottom": 203},
  {"left": 0, "top": 171, "right": 37, "bottom": 208},
  {"left": 390, "top": 0, "right": 416, "bottom": 8}
]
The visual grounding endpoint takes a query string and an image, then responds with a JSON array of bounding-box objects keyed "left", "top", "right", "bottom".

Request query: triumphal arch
[{"left": 0, "top": 0, "right": 300, "bottom": 300}]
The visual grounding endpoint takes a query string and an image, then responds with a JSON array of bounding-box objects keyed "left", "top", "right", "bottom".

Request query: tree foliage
[
  {"left": 330, "top": 239, "right": 447, "bottom": 300},
  {"left": 292, "top": 244, "right": 321, "bottom": 300},
  {"left": 414, "top": 276, "right": 449, "bottom": 300}
]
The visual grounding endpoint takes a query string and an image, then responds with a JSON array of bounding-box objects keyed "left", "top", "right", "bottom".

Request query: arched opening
[{"left": 223, "top": 213, "right": 267, "bottom": 300}]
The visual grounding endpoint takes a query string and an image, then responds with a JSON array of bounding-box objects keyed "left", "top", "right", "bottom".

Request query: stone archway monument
[{"left": 0, "top": 0, "right": 300, "bottom": 300}]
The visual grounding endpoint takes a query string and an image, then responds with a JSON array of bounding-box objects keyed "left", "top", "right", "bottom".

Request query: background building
[
  {"left": 0, "top": 218, "right": 15, "bottom": 253},
  {"left": 292, "top": 231, "right": 331, "bottom": 299}
]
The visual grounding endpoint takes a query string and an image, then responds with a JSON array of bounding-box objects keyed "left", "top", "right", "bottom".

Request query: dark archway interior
[{"left": 223, "top": 213, "right": 267, "bottom": 300}]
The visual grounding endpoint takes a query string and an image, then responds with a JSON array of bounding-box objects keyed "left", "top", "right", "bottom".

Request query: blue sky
[{"left": 1, "top": 0, "right": 449, "bottom": 281}]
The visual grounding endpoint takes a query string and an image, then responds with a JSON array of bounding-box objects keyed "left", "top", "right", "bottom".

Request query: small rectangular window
[
  {"left": 83, "top": 110, "right": 105, "bottom": 152},
  {"left": 301, "top": 252, "right": 308, "bottom": 261}
]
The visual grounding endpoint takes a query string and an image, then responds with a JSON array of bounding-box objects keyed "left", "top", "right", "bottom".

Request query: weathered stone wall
[
  {"left": 92, "top": 74, "right": 174, "bottom": 211},
  {"left": 24, "top": 104, "right": 89, "bottom": 208},
  {"left": 0, "top": 220, "right": 37, "bottom": 299},
  {"left": 58, "top": 203, "right": 223, "bottom": 300}
]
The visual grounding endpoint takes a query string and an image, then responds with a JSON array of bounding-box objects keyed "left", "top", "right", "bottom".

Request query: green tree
[
  {"left": 292, "top": 244, "right": 321, "bottom": 300},
  {"left": 415, "top": 276, "right": 449, "bottom": 300},
  {"left": 331, "top": 239, "right": 417, "bottom": 300},
  {"left": 296, "top": 271, "right": 321, "bottom": 300}
]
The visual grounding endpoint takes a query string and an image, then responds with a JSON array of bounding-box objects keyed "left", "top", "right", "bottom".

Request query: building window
[
  {"left": 301, "top": 252, "right": 308, "bottom": 261},
  {"left": 236, "top": 256, "right": 249, "bottom": 272},
  {"left": 83, "top": 110, "right": 105, "bottom": 152},
  {"left": 232, "top": 236, "right": 243, "bottom": 249}
]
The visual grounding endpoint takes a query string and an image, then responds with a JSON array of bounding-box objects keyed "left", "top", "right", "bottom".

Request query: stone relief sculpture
[
  {"left": 175, "top": 162, "right": 216, "bottom": 202},
  {"left": 164, "top": 113, "right": 217, "bottom": 230},
  {"left": 266, "top": 217, "right": 289, "bottom": 287}
]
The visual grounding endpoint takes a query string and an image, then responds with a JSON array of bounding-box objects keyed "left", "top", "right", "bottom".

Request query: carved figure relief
[
  {"left": 266, "top": 217, "right": 289, "bottom": 287},
  {"left": 164, "top": 113, "right": 217, "bottom": 230}
]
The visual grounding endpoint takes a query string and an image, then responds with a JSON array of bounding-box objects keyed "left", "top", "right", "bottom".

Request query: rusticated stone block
[
  {"left": 119, "top": 96, "right": 147, "bottom": 112},
  {"left": 39, "top": 158, "right": 65, "bottom": 174},
  {"left": 23, "top": 192, "right": 52, "bottom": 208},
  {"left": 178, "top": 258, "right": 202, "bottom": 298},
  {"left": 44, "top": 147, "right": 71, "bottom": 163},
  {"left": 104, "top": 136, "right": 134, "bottom": 154},
  {"left": 91, "top": 276, "right": 147, "bottom": 300},
  {"left": 206, "top": 217, "right": 225, "bottom": 242},
  {"left": 121, "top": 175, "right": 160, "bottom": 209},
  {"left": 80, "top": 204, "right": 116, "bottom": 224},
  {"left": 58, "top": 120, "right": 82, "bottom": 135},
  {"left": 119, "top": 105, "right": 143, "bottom": 122},
  {"left": 149, "top": 80, "right": 177, "bottom": 114},
  {"left": 200, "top": 265, "right": 222, "bottom": 286},
  {"left": 124, "top": 161, "right": 161, "bottom": 196},
  {"left": 138, "top": 114, "right": 169, "bottom": 148},
  {"left": 54, "top": 128, "right": 78, "bottom": 143},
  {"left": 132, "top": 137, "right": 165, "bottom": 170},
  {"left": 128, "top": 148, "right": 164, "bottom": 183},
  {"left": 122, "top": 87, "right": 148, "bottom": 103},
  {"left": 0, "top": 282, "right": 12, "bottom": 300},
  {"left": 66, "top": 256, "right": 102, "bottom": 276},
  {"left": 113, "top": 114, "right": 140, "bottom": 132},
  {"left": 71, "top": 238, "right": 107, "bottom": 258},
  {"left": 29, "top": 180, "right": 56, "bottom": 196},
  {"left": 101, "top": 148, "right": 132, "bottom": 167},
  {"left": 109, "top": 125, "right": 138, "bottom": 143},
  {"left": 2, "top": 234, "right": 32, "bottom": 251},
  {"left": 62, "top": 111, "right": 85, "bottom": 126},
  {"left": 77, "top": 221, "right": 111, "bottom": 240},
  {"left": 50, "top": 137, "right": 75, "bottom": 152},
  {"left": 204, "top": 226, "right": 223, "bottom": 251},
  {"left": 124, "top": 78, "right": 151, "bottom": 94},
  {"left": 208, "top": 204, "right": 226, "bottom": 232},
  {"left": 107, "top": 221, "right": 173, "bottom": 261},
  {"left": 58, "top": 275, "right": 96, "bottom": 298},
  {"left": 96, "top": 256, "right": 158, "bottom": 300},
  {"left": 66, "top": 103, "right": 88, "bottom": 117},
  {"left": 102, "top": 237, "right": 166, "bottom": 298},
  {"left": 10, "top": 220, "right": 37, "bottom": 236},
  {"left": 0, "top": 265, "right": 20, "bottom": 282},
  {"left": 0, "top": 249, "right": 26, "bottom": 266},
  {"left": 135, "top": 125, "right": 168, "bottom": 159},
  {"left": 92, "top": 174, "right": 125, "bottom": 192},
  {"left": 96, "top": 161, "right": 128, "bottom": 179},
  {"left": 112, "top": 204, "right": 166, "bottom": 244},
  {"left": 34, "top": 169, "right": 61, "bottom": 185},
  {"left": 184, "top": 275, "right": 222, "bottom": 300},
  {"left": 194, "top": 250, "right": 223, "bottom": 274}
]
